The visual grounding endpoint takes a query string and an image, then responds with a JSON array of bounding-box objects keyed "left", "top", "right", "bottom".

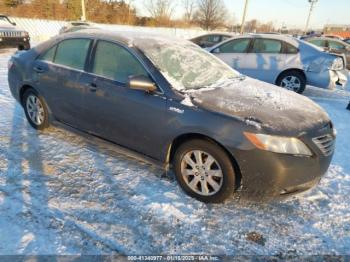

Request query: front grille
[
  {"left": 0, "top": 31, "right": 23, "bottom": 37},
  {"left": 312, "top": 134, "right": 335, "bottom": 156}
]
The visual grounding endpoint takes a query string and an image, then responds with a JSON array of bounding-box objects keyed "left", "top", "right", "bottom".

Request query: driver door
[{"left": 81, "top": 40, "right": 167, "bottom": 159}]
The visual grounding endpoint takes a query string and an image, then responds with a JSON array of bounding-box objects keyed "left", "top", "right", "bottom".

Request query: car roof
[
  {"left": 215, "top": 33, "right": 299, "bottom": 47},
  {"left": 196, "top": 33, "right": 234, "bottom": 37},
  {"left": 53, "top": 29, "right": 194, "bottom": 50}
]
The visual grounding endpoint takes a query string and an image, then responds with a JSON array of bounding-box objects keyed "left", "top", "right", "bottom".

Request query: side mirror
[
  {"left": 128, "top": 75, "right": 157, "bottom": 93},
  {"left": 11, "top": 22, "right": 16, "bottom": 26}
]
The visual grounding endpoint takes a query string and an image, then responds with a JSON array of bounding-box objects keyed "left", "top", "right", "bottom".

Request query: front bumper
[
  {"left": 306, "top": 69, "right": 348, "bottom": 89},
  {"left": 329, "top": 69, "right": 348, "bottom": 88},
  {"left": 231, "top": 127, "right": 335, "bottom": 199},
  {"left": 0, "top": 36, "right": 30, "bottom": 50}
]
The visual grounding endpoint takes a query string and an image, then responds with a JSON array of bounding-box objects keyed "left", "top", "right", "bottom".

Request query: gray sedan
[
  {"left": 8, "top": 30, "right": 336, "bottom": 202},
  {"left": 209, "top": 34, "right": 348, "bottom": 93}
]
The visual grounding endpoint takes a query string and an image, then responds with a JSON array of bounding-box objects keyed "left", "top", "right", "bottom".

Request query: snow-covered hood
[{"left": 189, "top": 77, "right": 330, "bottom": 133}]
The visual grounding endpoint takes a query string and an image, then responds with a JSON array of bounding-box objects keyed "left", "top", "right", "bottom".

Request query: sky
[{"left": 132, "top": 0, "right": 350, "bottom": 29}]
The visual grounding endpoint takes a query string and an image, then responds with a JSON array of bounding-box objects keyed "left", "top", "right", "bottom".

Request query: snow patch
[{"left": 180, "top": 95, "right": 195, "bottom": 107}]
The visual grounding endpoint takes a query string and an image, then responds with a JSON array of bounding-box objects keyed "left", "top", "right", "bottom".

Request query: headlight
[
  {"left": 244, "top": 132, "right": 312, "bottom": 156},
  {"left": 329, "top": 57, "right": 344, "bottom": 71}
]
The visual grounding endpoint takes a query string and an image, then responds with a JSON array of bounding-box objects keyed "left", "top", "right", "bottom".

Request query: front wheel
[
  {"left": 276, "top": 70, "right": 306, "bottom": 94},
  {"left": 173, "top": 139, "right": 236, "bottom": 203},
  {"left": 22, "top": 89, "right": 50, "bottom": 130}
]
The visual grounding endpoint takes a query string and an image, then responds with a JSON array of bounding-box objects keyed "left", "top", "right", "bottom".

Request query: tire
[
  {"left": 276, "top": 70, "right": 306, "bottom": 94},
  {"left": 22, "top": 89, "right": 50, "bottom": 130},
  {"left": 173, "top": 139, "right": 236, "bottom": 203}
]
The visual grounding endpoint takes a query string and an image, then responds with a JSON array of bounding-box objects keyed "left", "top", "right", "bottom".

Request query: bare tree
[
  {"left": 144, "top": 0, "right": 174, "bottom": 26},
  {"left": 194, "top": 0, "right": 228, "bottom": 30},
  {"left": 182, "top": 0, "right": 196, "bottom": 23}
]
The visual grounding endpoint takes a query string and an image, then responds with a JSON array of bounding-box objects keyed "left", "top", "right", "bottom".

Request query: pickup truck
[{"left": 0, "top": 15, "right": 30, "bottom": 50}]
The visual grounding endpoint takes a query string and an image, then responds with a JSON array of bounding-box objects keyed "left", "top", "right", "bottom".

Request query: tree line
[{"left": 0, "top": 0, "right": 278, "bottom": 32}]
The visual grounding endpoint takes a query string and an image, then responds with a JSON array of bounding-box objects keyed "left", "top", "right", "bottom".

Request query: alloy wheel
[
  {"left": 280, "top": 75, "right": 301, "bottom": 92},
  {"left": 26, "top": 94, "right": 45, "bottom": 126},
  {"left": 180, "top": 150, "right": 223, "bottom": 196}
]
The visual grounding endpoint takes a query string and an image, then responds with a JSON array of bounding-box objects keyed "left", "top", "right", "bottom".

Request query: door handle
[
  {"left": 33, "top": 66, "right": 45, "bottom": 73},
  {"left": 86, "top": 82, "right": 97, "bottom": 92}
]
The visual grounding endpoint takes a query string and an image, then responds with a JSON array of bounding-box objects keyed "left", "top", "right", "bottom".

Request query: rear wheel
[
  {"left": 276, "top": 70, "right": 306, "bottom": 94},
  {"left": 173, "top": 139, "right": 236, "bottom": 203},
  {"left": 22, "top": 89, "right": 50, "bottom": 130}
]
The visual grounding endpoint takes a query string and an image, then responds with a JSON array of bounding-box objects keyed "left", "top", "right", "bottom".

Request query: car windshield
[{"left": 139, "top": 40, "right": 239, "bottom": 91}]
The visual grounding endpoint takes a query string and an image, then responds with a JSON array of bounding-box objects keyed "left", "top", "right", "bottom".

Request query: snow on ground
[{"left": 0, "top": 49, "right": 350, "bottom": 256}]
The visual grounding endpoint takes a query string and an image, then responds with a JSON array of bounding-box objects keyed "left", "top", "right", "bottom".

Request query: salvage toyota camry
[{"left": 8, "top": 29, "right": 336, "bottom": 202}]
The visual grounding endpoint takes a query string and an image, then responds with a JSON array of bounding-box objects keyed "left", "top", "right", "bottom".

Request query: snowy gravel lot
[{"left": 0, "top": 49, "right": 349, "bottom": 256}]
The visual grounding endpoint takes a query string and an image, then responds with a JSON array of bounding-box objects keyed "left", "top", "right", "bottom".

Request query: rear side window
[
  {"left": 218, "top": 38, "right": 250, "bottom": 53},
  {"left": 54, "top": 39, "right": 91, "bottom": 70},
  {"left": 92, "top": 41, "right": 148, "bottom": 83},
  {"left": 284, "top": 43, "right": 298, "bottom": 54},
  {"left": 252, "top": 39, "right": 282, "bottom": 53},
  {"left": 40, "top": 46, "right": 56, "bottom": 62}
]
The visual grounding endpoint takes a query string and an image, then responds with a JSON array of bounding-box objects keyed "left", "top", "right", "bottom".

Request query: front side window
[
  {"left": 40, "top": 45, "right": 56, "bottom": 62},
  {"left": 92, "top": 41, "right": 148, "bottom": 83},
  {"left": 54, "top": 39, "right": 91, "bottom": 70},
  {"left": 328, "top": 41, "right": 346, "bottom": 50},
  {"left": 252, "top": 39, "right": 282, "bottom": 53},
  {"left": 218, "top": 38, "right": 250, "bottom": 53}
]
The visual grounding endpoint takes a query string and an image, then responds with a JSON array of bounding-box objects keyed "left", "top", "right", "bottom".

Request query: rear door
[
  {"left": 242, "top": 38, "right": 285, "bottom": 83},
  {"left": 32, "top": 38, "right": 92, "bottom": 127},
  {"left": 81, "top": 40, "right": 167, "bottom": 159},
  {"left": 212, "top": 38, "right": 252, "bottom": 73}
]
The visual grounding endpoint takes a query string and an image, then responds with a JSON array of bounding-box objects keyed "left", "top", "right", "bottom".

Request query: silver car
[{"left": 209, "top": 34, "right": 348, "bottom": 93}]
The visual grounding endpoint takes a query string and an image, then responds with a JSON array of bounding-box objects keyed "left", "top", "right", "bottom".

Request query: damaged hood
[{"left": 189, "top": 77, "right": 330, "bottom": 134}]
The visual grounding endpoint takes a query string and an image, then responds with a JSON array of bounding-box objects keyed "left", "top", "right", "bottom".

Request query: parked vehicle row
[
  {"left": 0, "top": 15, "right": 30, "bottom": 50},
  {"left": 206, "top": 34, "right": 348, "bottom": 93},
  {"left": 8, "top": 29, "right": 336, "bottom": 202}
]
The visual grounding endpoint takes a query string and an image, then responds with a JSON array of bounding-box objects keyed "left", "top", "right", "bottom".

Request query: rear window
[
  {"left": 252, "top": 39, "right": 282, "bottom": 53},
  {"left": 207, "top": 35, "right": 221, "bottom": 43},
  {"left": 284, "top": 43, "right": 298, "bottom": 54},
  {"left": 54, "top": 39, "right": 91, "bottom": 70}
]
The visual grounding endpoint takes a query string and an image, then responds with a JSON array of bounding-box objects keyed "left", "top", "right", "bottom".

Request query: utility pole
[
  {"left": 81, "top": 0, "right": 86, "bottom": 21},
  {"left": 304, "top": 0, "right": 318, "bottom": 34},
  {"left": 240, "top": 0, "right": 249, "bottom": 34}
]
